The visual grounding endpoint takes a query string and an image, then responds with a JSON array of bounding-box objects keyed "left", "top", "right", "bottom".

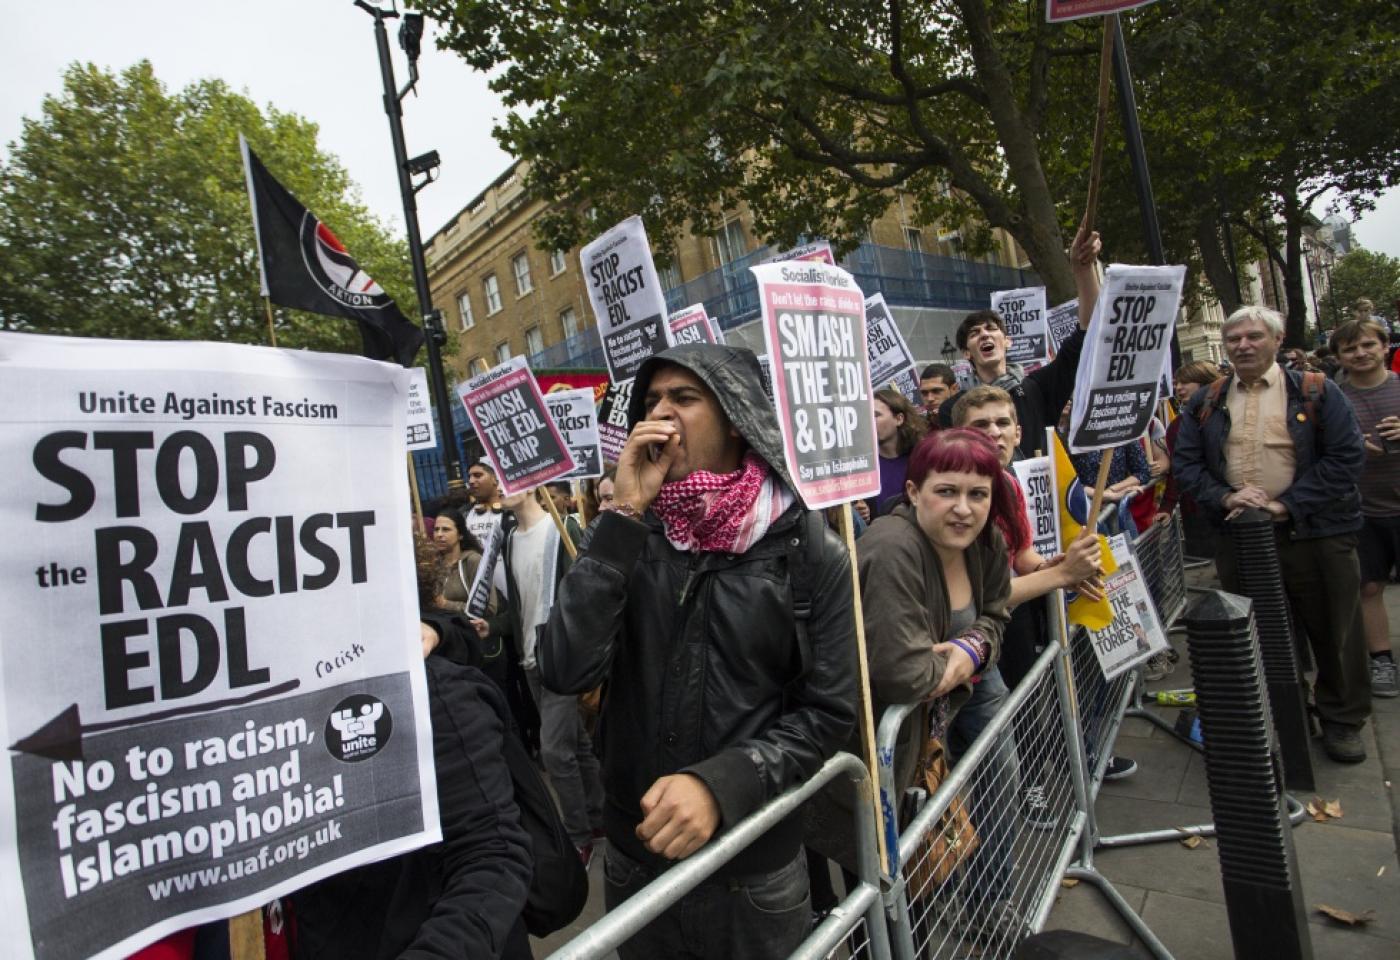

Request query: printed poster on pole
[
  {"left": 595, "top": 379, "right": 634, "bottom": 463},
  {"left": 863, "top": 293, "right": 918, "bottom": 393},
  {"left": 1045, "top": 299, "right": 1080, "bottom": 358},
  {"left": 1046, "top": 0, "right": 1157, "bottom": 23},
  {"left": 1068, "top": 264, "right": 1185, "bottom": 453},
  {"left": 991, "top": 286, "right": 1050, "bottom": 368},
  {"left": 580, "top": 216, "right": 674, "bottom": 384},
  {"left": 1011, "top": 456, "right": 1061, "bottom": 561},
  {"left": 0, "top": 333, "right": 438, "bottom": 960},
  {"left": 750, "top": 261, "right": 880, "bottom": 509},
  {"left": 544, "top": 388, "right": 604, "bottom": 481},
  {"left": 667, "top": 303, "right": 724, "bottom": 346},
  {"left": 458, "top": 357, "right": 575, "bottom": 495},
  {"left": 404, "top": 367, "right": 437, "bottom": 451},
  {"left": 1087, "top": 536, "right": 1170, "bottom": 679}
]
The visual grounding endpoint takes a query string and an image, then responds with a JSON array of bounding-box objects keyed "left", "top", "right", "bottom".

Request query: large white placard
[
  {"left": 864, "top": 293, "right": 918, "bottom": 392},
  {"left": 751, "top": 261, "right": 880, "bottom": 509},
  {"left": 0, "top": 333, "right": 438, "bottom": 960},
  {"left": 544, "top": 388, "right": 604, "bottom": 480},
  {"left": 1011, "top": 456, "right": 1061, "bottom": 561},
  {"left": 580, "top": 216, "right": 674, "bottom": 383},
  {"left": 992, "top": 286, "right": 1049, "bottom": 368},
  {"left": 1068, "top": 264, "right": 1186, "bottom": 453}
]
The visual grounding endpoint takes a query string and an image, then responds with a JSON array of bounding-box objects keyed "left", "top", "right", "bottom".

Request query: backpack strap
[
  {"left": 786, "top": 509, "right": 827, "bottom": 682},
  {"left": 1196, "top": 376, "right": 1229, "bottom": 426}
]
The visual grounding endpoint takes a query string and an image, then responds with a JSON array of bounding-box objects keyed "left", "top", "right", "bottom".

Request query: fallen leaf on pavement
[
  {"left": 1324, "top": 799, "right": 1343, "bottom": 819},
  {"left": 1180, "top": 836, "right": 1203, "bottom": 849},
  {"left": 1315, "top": 905, "right": 1375, "bottom": 927},
  {"left": 1060, "top": 878, "right": 1079, "bottom": 888},
  {"left": 1379, "top": 866, "right": 1386, "bottom": 878},
  {"left": 1308, "top": 797, "right": 1343, "bottom": 821}
]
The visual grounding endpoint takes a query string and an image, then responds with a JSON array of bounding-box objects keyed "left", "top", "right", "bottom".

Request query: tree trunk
[
  {"left": 1193, "top": 212, "right": 1242, "bottom": 317},
  {"left": 1281, "top": 192, "right": 1309, "bottom": 347}
]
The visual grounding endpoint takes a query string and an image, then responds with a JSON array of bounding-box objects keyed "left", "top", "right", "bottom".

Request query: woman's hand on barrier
[{"left": 931, "top": 642, "right": 976, "bottom": 697}]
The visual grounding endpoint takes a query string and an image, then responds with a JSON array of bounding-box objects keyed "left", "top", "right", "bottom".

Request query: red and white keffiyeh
[{"left": 651, "top": 451, "right": 793, "bottom": 554}]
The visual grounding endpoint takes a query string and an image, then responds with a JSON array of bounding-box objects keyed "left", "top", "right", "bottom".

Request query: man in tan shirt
[{"left": 1174, "top": 306, "right": 1369, "bottom": 763}]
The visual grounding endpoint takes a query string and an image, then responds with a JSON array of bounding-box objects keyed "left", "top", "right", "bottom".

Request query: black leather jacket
[{"left": 539, "top": 344, "right": 858, "bottom": 877}]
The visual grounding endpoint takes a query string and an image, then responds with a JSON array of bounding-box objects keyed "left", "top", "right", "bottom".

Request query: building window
[
  {"left": 525, "top": 325, "right": 544, "bottom": 356},
  {"left": 905, "top": 228, "right": 924, "bottom": 255},
  {"left": 468, "top": 356, "right": 488, "bottom": 376},
  {"left": 657, "top": 256, "right": 682, "bottom": 291},
  {"left": 495, "top": 341, "right": 511, "bottom": 366},
  {"left": 457, "top": 292, "right": 475, "bottom": 331},
  {"left": 714, "top": 219, "right": 747, "bottom": 266},
  {"left": 483, "top": 274, "right": 502, "bottom": 315},
  {"left": 550, "top": 249, "right": 567, "bottom": 276},
  {"left": 512, "top": 252, "right": 533, "bottom": 296},
  {"left": 560, "top": 306, "right": 579, "bottom": 340}
]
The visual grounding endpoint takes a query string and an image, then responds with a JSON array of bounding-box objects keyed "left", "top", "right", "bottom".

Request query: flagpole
[{"left": 263, "top": 298, "right": 278, "bottom": 348}]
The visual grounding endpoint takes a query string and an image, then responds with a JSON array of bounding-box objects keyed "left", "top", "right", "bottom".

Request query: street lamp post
[{"left": 356, "top": 1, "right": 466, "bottom": 489}]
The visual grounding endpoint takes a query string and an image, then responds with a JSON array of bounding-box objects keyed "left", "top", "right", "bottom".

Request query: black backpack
[{"left": 484, "top": 686, "right": 588, "bottom": 937}]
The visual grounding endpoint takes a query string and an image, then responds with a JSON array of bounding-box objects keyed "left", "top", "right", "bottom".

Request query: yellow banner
[{"left": 1051, "top": 431, "right": 1118, "bottom": 630}]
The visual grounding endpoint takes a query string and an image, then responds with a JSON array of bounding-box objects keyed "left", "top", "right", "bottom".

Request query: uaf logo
[
  {"left": 325, "top": 693, "right": 393, "bottom": 763},
  {"left": 300, "top": 215, "right": 393, "bottom": 311}
]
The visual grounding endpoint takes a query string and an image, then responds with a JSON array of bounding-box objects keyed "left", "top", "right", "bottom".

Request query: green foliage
[
  {"left": 1320, "top": 249, "right": 1400, "bottom": 324},
  {"left": 0, "top": 61, "right": 418, "bottom": 358}
]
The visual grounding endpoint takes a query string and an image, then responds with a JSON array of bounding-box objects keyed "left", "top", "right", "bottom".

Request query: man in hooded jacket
[{"left": 540, "top": 343, "right": 858, "bottom": 960}]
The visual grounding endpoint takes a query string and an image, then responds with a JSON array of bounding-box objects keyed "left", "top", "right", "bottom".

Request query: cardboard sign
[
  {"left": 544, "top": 388, "right": 604, "bottom": 480},
  {"left": 1011, "top": 456, "right": 1061, "bottom": 561},
  {"left": 465, "top": 521, "right": 504, "bottom": 619},
  {"left": 404, "top": 367, "right": 437, "bottom": 451},
  {"left": 0, "top": 333, "right": 438, "bottom": 960},
  {"left": 458, "top": 357, "right": 575, "bottom": 495},
  {"left": 769, "top": 240, "right": 836, "bottom": 265},
  {"left": 580, "top": 215, "right": 673, "bottom": 383},
  {"left": 864, "top": 293, "right": 918, "bottom": 392},
  {"left": 1046, "top": 0, "right": 1157, "bottom": 22},
  {"left": 1086, "top": 542, "right": 1170, "bottom": 680},
  {"left": 1046, "top": 299, "right": 1080, "bottom": 358},
  {"left": 1068, "top": 264, "right": 1186, "bottom": 453},
  {"left": 751, "top": 261, "right": 880, "bottom": 509},
  {"left": 595, "top": 379, "right": 634, "bottom": 464},
  {"left": 992, "top": 286, "right": 1049, "bottom": 368},
  {"left": 668, "top": 303, "right": 724, "bottom": 346}
]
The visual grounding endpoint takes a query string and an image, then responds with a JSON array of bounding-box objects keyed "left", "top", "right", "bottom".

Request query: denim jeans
[
  {"left": 604, "top": 847, "right": 811, "bottom": 960},
  {"left": 947, "top": 665, "right": 1020, "bottom": 906}
]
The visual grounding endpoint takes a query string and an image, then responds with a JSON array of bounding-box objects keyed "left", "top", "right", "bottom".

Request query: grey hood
[{"left": 627, "top": 343, "right": 795, "bottom": 493}]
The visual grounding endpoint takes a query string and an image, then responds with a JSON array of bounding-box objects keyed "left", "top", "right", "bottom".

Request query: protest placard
[
  {"left": 595, "top": 379, "right": 634, "bottom": 463},
  {"left": 0, "top": 333, "right": 438, "bottom": 960},
  {"left": 768, "top": 240, "right": 836, "bottom": 265},
  {"left": 667, "top": 303, "right": 724, "bottom": 346},
  {"left": 544, "top": 388, "right": 603, "bottom": 481},
  {"left": 404, "top": 367, "right": 437, "bottom": 451},
  {"left": 864, "top": 293, "right": 918, "bottom": 392},
  {"left": 952, "top": 359, "right": 976, "bottom": 391},
  {"left": 991, "top": 286, "right": 1049, "bottom": 368},
  {"left": 1011, "top": 456, "right": 1061, "bottom": 561},
  {"left": 755, "top": 354, "right": 775, "bottom": 402},
  {"left": 1046, "top": 0, "right": 1157, "bottom": 22},
  {"left": 751, "top": 261, "right": 880, "bottom": 509},
  {"left": 580, "top": 216, "right": 673, "bottom": 384},
  {"left": 1068, "top": 264, "right": 1186, "bottom": 453},
  {"left": 1045, "top": 298, "right": 1080, "bottom": 358},
  {"left": 1086, "top": 540, "right": 1169, "bottom": 679},
  {"left": 465, "top": 521, "right": 505, "bottom": 619},
  {"left": 458, "top": 357, "right": 575, "bottom": 495}
]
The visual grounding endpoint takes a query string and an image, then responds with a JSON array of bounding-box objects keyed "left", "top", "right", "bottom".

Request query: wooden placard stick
[
  {"left": 228, "top": 909, "right": 266, "bottom": 960},
  {"left": 835, "top": 502, "right": 890, "bottom": 877},
  {"left": 541, "top": 486, "right": 578, "bottom": 560},
  {"left": 1083, "top": 16, "right": 1118, "bottom": 233},
  {"left": 1084, "top": 446, "right": 1116, "bottom": 541},
  {"left": 263, "top": 298, "right": 279, "bottom": 348},
  {"left": 407, "top": 454, "right": 427, "bottom": 537}
]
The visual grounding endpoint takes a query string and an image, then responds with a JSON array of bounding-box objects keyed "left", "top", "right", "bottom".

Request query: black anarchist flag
[{"left": 240, "top": 134, "right": 423, "bottom": 367}]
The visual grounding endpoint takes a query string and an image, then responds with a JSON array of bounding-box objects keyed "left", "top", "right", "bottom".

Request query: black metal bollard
[
  {"left": 1225, "top": 508, "right": 1315, "bottom": 791},
  {"left": 1183, "top": 589, "right": 1312, "bottom": 960}
]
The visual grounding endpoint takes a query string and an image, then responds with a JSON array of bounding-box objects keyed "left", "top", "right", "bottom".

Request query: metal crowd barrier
[{"left": 545, "top": 751, "right": 892, "bottom": 960}]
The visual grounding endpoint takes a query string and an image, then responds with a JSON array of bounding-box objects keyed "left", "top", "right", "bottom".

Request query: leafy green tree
[
  {"left": 1320, "top": 248, "right": 1400, "bottom": 328},
  {"left": 0, "top": 61, "right": 420, "bottom": 358}
]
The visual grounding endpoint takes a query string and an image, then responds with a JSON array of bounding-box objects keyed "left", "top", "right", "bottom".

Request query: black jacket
[
  {"left": 1173, "top": 366, "right": 1364, "bottom": 539},
  {"left": 939, "top": 327, "right": 1086, "bottom": 458},
  {"left": 540, "top": 343, "right": 858, "bottom": 877},
  {"left": 292, "top": 658, "right": 533, "bottom": 960}
]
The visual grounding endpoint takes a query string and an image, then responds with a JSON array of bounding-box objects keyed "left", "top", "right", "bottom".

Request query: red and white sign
[
  {"left": 750, "top": 261, "right": 880, "bottom": 509},
  {"left": 667, "top": 303, "right": 724, "bottom": 346},
  {"left": 1046, "top": 0, "right": 1157, "bottom": 22},
  {"left": 457, "top": 357, "right": 575, "bottom": 495}
]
